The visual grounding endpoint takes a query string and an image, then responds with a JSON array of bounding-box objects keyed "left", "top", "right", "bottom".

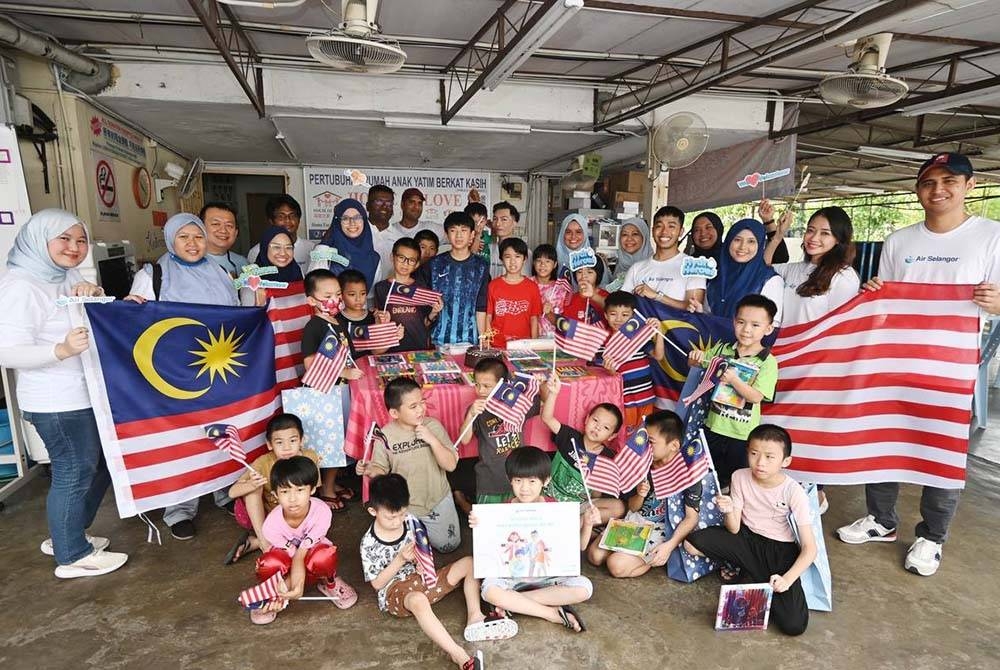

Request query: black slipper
[
  {"left": 224, "top": 531, "right": 251, "bottom": 566},
  {"left": 557, "top": 605, "right": 586, "bottom": 633}
]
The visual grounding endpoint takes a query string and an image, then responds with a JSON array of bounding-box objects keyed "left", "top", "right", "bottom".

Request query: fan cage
[
  {"left": 652, "top": 117, "right": 710, "bottom": 169},
  {"left": 306, "top": 32, "right": 407, "bottom": 74},
  {"left": 818, "top": 72, "right": 909, "bottom": 109}
]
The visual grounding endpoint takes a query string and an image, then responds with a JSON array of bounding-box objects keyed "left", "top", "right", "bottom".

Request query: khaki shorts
[{"left": 385, "top": 563, "right": 457, "bottom": 618}]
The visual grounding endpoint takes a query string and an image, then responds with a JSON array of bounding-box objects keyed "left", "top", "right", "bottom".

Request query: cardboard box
[
  {"left": 567, "top": 197, "right": 591, "bottom": 209},
  {"left": 613, "top": 191, "right": 643, "bottom": 207},
  {"left": 608, "top": 171, "right": 646, "bottom": 195}
]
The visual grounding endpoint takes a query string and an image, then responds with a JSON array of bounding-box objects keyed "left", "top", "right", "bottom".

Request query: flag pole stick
[
  {"left": 633, "top": 309, "right": 688, "bottom": 357},
  {"left": 571, "top": 438, "right": 596, "bottom": 508},
  {"left": 698, "top": 428, "right": 723, "bottom": 494},
  {"left": 450, "top": 379, "right": 503, "bottom": 450},
  {"left": 552, "top": 337, "right": 557, "bottom": 375},
  {"left": 383, "top": 279, "right": 395, "bottom": 312},
  {"left": 360, "top": 421, "right": 376, "bottom": 464}
]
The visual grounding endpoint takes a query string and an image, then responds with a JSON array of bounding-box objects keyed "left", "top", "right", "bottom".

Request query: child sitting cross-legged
[
  {"left": 248, "top": 455, "right": 357, "bottom": 624},
  {"left": 684, "top": 424, "right": 816, "bottom": 636},
  {"left": 361, "top": 473, "right": 517, "bottom": 670},
  {"left": 587, "top": 410, "right": 702, "bottom": 578},
  {"left": 469, "top": 447, "right": 598, "bottom": 633},
  {"left": 540, "top": 374, "right": 625, "bottom": 523},
  {"left": 225, "top": 413, "right": 320, "bottom": 565}
]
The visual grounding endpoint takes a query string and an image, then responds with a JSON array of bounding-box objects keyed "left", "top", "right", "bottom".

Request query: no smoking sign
[{"left": 96, "top": 159, "right": 116, "bottom": 207}]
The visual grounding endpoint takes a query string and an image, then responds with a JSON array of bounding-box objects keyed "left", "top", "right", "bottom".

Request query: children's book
[
  {"left": 371, "top": 353, "right": 408, "bottom": 367},
  {"left": 554, "top": 365, "right": 592, "bottom": 380},
  {"left": 408, "top": 350, "right": 444, "bottom": 363},
  {"left": 505, "top": 349, "right": 543, "bottom": 362},
  {"left": 714, "top": 584, "right": 774, "bottom": 631},
  {"left": 417, "top": 360, "right": 467, "bottom": 385},
  {"left": 375, "top": 363, "right": 415, "bottom": 376},
  {"left": 598, "top": 519, "right": 653, "bottom": 557},
  {"left": 511, "top": 359, "right": 553, "bottom": 375},
  {"left": 711, "top": 359, "right": 760, "bottom": 409}
]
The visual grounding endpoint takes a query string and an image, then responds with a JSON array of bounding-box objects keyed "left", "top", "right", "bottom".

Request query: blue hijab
[
  {"left": 7, "top": 209, "right": 86, "bottom": 283},
  {"left": 706, "top": 218, "right": 777, "bottom": 319},
  {"left": 320, "top": 198, "right": 380, "bottom": 286},
  {"left": 158, "top": 213, "right": 238, "bottom": 305},
  {"left": 254, "top": 225, "right": 303, "bottom": 282}
]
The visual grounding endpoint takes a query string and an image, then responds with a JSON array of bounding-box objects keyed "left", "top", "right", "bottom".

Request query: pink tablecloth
[{"left": 344, "top": 354, "right": 623, "bottom": 459}]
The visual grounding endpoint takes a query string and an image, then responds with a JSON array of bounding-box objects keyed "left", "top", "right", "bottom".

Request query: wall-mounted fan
[
  {"left": 155, "top": 157, "right": 204, "bottom": 202},
  {"left": 649, "top": 111, "right": 710, "bottom": 178},
  {"left": 306, "top": 0, "right": 407, "bottom": 74},
  {"left": 818, "top": 33, "right": 909, "bottom": 109}
]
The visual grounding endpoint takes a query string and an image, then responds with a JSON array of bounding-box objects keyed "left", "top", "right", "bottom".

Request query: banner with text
[{"left": 303, "top": 167, "right": 492, "bottom": 241}]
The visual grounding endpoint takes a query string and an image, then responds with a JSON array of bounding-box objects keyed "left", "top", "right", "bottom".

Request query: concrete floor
[{"left": 3, "top": 421, "right": 1000, "bottom": 670}]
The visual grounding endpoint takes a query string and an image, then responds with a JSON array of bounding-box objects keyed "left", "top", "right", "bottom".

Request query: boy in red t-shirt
[{"left": 486, "top": 237, "right": 542, "bottom": 348}]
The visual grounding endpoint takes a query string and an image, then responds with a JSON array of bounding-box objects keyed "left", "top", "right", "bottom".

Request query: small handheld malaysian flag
[
  {"left": 362, "top": 422, "right": 389, "bottom": 463},
  {"left": 349, "top": 322, "right": 401, "bottom": 351},
  {"left": 301, "top": 331, "right": 350, "bottom": 393},
  {"left": 575, "top": 447, "right": 621, "bottom": 496},
  {"left": 651, "top": 382, "right": 713, "bottom": 498},
  {"left": 553, "top": 265, "right": 573, "bottom": 297},
  {"left": 614, "top": 426, "right": 653, "bottom": 493},
  {"left": 408, "top": 515, "right": 437, "bottom": 587},
  {"left": 554, "top": 316, "right": 608, "bottom": 362},
  {"left": 205, "top": 423, "right": 246, "bottom": 463},
  {"left": 603, "top": 316, "right": 658, "bottom": 368},
  {"left": 386, "top": 281, "right": 442, "bottom": 307},
  {"left": 484, "top": 375, "right": 539, "bottom": 429},
  {"left": 238, "top": 572, "right": 286, "bottom": 608}
]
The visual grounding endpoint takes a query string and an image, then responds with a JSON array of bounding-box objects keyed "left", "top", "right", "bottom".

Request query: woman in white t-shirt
[
  {"left": 764, "top": 206, "right": 860, "bottom": 327},
  {"left": 0, "top": 210, "right": 129, "bottom": 578}
]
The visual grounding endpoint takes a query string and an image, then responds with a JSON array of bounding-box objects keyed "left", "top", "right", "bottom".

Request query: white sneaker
[
  {"left": 836, "top": 515, "right": 897, "bottom": 544},
  {"left": 905, "top": 537, "right": 942, "bottom": 576},
  {"left": 40, "top": 535, "right": 110, "bottom": 556},
  {"left": 54, "top": 548, "right": 128, "bottom": 579}
]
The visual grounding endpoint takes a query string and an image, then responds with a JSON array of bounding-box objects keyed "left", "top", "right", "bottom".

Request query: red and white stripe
[
  {"left": 603, "top": 318, "right": 657, "bottom": 368},
  {"left": 763, "top": 283, "right": 980, "bottom": 489},
  {"left": 555, "top": 317, "right": 609, "bottom": 362},
  {"left": 266, "top": 281, "right": 311, "bottom": 392},
  {"left": 301, "top": 337, "right": 349, "bottom": 394},
  {"left": 214, "top": 425, "right": 247, "bottom": 463},
  {"left": 239, "top": 572, "right": 285, "bottom": 607},
  {"left": 102, "top": 389, "right": 280, "bottom": 515},
  {"left": 651, "top": 451, "right": 709, "bottom": 499}
]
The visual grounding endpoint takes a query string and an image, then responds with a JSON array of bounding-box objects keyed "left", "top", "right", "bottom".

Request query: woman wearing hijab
[
  {"left": 308, "top": 198, "right": 382, "bottom": 288},
  {"left": 684, "top": 211, "right": 724, "bottom": 262},
  {"left": 0, "top": 209, "right": 129, "bottom": 578},
  {"left": 126, "top": 213, "right": 238, "bottom": 540},
  {"left": 692, "top": 218, "right": 784, "bottom": 324},
  {"left": 244, "top": 225, "right": 305, "bottom": 306},
  {"left": 555, "top": 213, "right": 609, "bottom": 287},
  {"left": 614, "top": 217, "right": 653, "bottom": 283}
]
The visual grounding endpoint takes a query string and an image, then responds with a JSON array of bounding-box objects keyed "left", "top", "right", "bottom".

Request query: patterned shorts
[{"left": 385, "top": 563, "right": 457, "bottom": 618}]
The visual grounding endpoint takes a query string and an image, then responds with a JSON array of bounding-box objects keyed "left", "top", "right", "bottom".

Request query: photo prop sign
[
  {"left": 345, "top": 168, "right": 371, "bottom": 188},
  {"left": 681, "top": 256, "right": 718, "bottom": 279},
  {"left": 472, "top": 502, "right": 581, "bottom": 579},
  {"left": 55, "top": 296, "right": 116, "bottom": 307},
  {"left": 233, "top": 264, "right": 289, "bottom": 291},
  {"left": 569, "top": 247, "right": 598, "bottom": 272},
  {"left": 309, "top": 245, "right": 350, "bottom": 267},
  {"left": 737, "top": 168, "right": 791, "bottom": 190}
]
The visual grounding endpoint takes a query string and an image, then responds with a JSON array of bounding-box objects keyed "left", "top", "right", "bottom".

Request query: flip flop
[
  {"left": 719, "top": 564, "right": 742, "bottom": 583},
  {"left": 317, "top": 576, "right": 358, "bottom": 609},
  {"left": 464, "top": 617, "right": 519, "bottom": 642},
  {"left": 557, "top": 605, "right": 586, "bottom": 633},
  {"left": 224, "top": 531, "right": 252, "bottom": 566},
  {"left": 318, "top": 495, "right": 347, "bottom": 513}
]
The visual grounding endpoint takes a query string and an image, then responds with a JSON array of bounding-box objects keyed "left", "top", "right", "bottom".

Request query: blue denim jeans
[{"left": 23, "top": 408, "right": 111, "bottom": 565}]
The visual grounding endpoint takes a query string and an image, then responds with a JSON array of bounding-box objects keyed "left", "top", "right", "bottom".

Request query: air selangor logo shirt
[{"left": 880, "top": 216, "right": 1000, "bottom": 285}]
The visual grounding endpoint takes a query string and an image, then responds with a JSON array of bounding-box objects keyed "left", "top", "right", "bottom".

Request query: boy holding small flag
[
  {"left": 373, "top": 237, "right": 443, "bottom": 352},
  {"left": 600, "top": 290, "right": 664, "bottom": 431}
]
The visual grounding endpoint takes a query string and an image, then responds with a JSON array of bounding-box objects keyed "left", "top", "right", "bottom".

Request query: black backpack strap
[{"left": 152, "top": 262, "right": 162, "bottom": 300}]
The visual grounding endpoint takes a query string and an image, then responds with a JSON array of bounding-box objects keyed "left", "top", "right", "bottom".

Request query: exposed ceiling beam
[{"left": 186, "top": 0, "right": 265, "bottom": 118}]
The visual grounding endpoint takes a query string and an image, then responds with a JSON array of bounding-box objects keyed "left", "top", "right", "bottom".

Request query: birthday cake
[{"left": 464, "top": 346, "right": 505, "bottom": 369}]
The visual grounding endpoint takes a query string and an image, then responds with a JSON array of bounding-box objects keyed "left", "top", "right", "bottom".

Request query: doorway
[{"left": 202, "top": 173, "right": 285, "bottom": 256}]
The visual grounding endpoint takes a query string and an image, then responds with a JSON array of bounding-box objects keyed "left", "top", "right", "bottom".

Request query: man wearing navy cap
[
  {"left": 837, "top": 152, "right": 1000, "bottom": 576},
  {"left": 382, "top": 187, "right": 448, "bottom": 260}
]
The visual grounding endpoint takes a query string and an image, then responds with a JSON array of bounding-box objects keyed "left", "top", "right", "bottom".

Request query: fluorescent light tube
[
  {"left": 856, "top": 145, "right": 933, "bottom": 161},
  {"left": 482, "top": 0, "right": 584, "bottom": 91},
  {"left": 834, "top": 185, "right": 885, "bottom": 194},
  {"left": 384, "top": 117, "right": 531, "bottom": 134}
]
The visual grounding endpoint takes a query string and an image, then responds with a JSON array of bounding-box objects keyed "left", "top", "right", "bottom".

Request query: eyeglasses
[
  {"left": 394, "top": 254, "right": 419, "bottom": 266},
  {"left": 268, "top": 243, "right": 295, "bottom": 252},
  {"left": 273, "top": 211, "right": 300, "bottom": 222},
  {"left": 341, "top": 215, "right": 364, "bottom": 224}
]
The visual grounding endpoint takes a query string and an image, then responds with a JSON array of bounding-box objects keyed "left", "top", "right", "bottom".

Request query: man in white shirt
[
  {"left": 246, "top": 195, "right": 314, "bottom": 275},
  {"left": 622, "top": 205, "right": 706, "bottom": 309},
  {"left": 200, "top": 202, "right": 248, "bottom": 278},
  {"left": 382, "top": 188, "right": 447, "bottom": 254},
  {"left": 367, "top": 184, "right": 396, "bottom": 275},
  {"left": 837, "top": 152, "right": 1000, "bottom": 577},
  {"left": 488, "top": 201, "right": 530, "bottom": 279}
]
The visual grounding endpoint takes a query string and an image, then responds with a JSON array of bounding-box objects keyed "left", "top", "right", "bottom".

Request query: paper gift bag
[
  {"left": 280, "top": 386, "right": 347, "bottom": 468},
  {"left": 662, "top": 470, "right": 724, "bottom": 582},
  {"left": 790, "top": 482, "right": 833, "bottom": 612}
]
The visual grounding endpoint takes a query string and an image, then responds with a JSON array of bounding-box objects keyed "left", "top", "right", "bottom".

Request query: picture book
[
  {"left": 505, "top": 349, "right": 543, "bottom": 362},
  {"left": 408, "top": 350, "right": 444, "bottom": 363},
  {"left": 598, "top": 519, "right": 653, "bottom": 557},
  {"left": 714, "top": 584, "right": 773, "bottom": 631},
  {"left": 417, "top": 360, "right": 467, "bottom": 385},
  {"left": 472, "top": 502, "right": 581, "bottom": 579},
  {"left": 511, "top": 358, "right": 553, "bottom": 375},
  {"left": 371, "top": 353, "right": 408, "bottom": 367},
  {"left": 554, "top": 365, "right": 592, "bottom": 380},
  {"left": 711, "top": 359, "right": 760, "bottom": 409}
]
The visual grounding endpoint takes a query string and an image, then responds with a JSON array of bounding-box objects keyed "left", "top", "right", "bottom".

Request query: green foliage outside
[{"left": 706, "top": 184, "right": 1000, "bottom": 242}]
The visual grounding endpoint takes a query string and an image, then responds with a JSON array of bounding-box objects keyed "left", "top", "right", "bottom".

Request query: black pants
[
  {"left": 704, "top": 430, "right": 747, "bottom": 489},
  {"left": 688, "top": 525, "right": 808, "bottom": 636}
]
